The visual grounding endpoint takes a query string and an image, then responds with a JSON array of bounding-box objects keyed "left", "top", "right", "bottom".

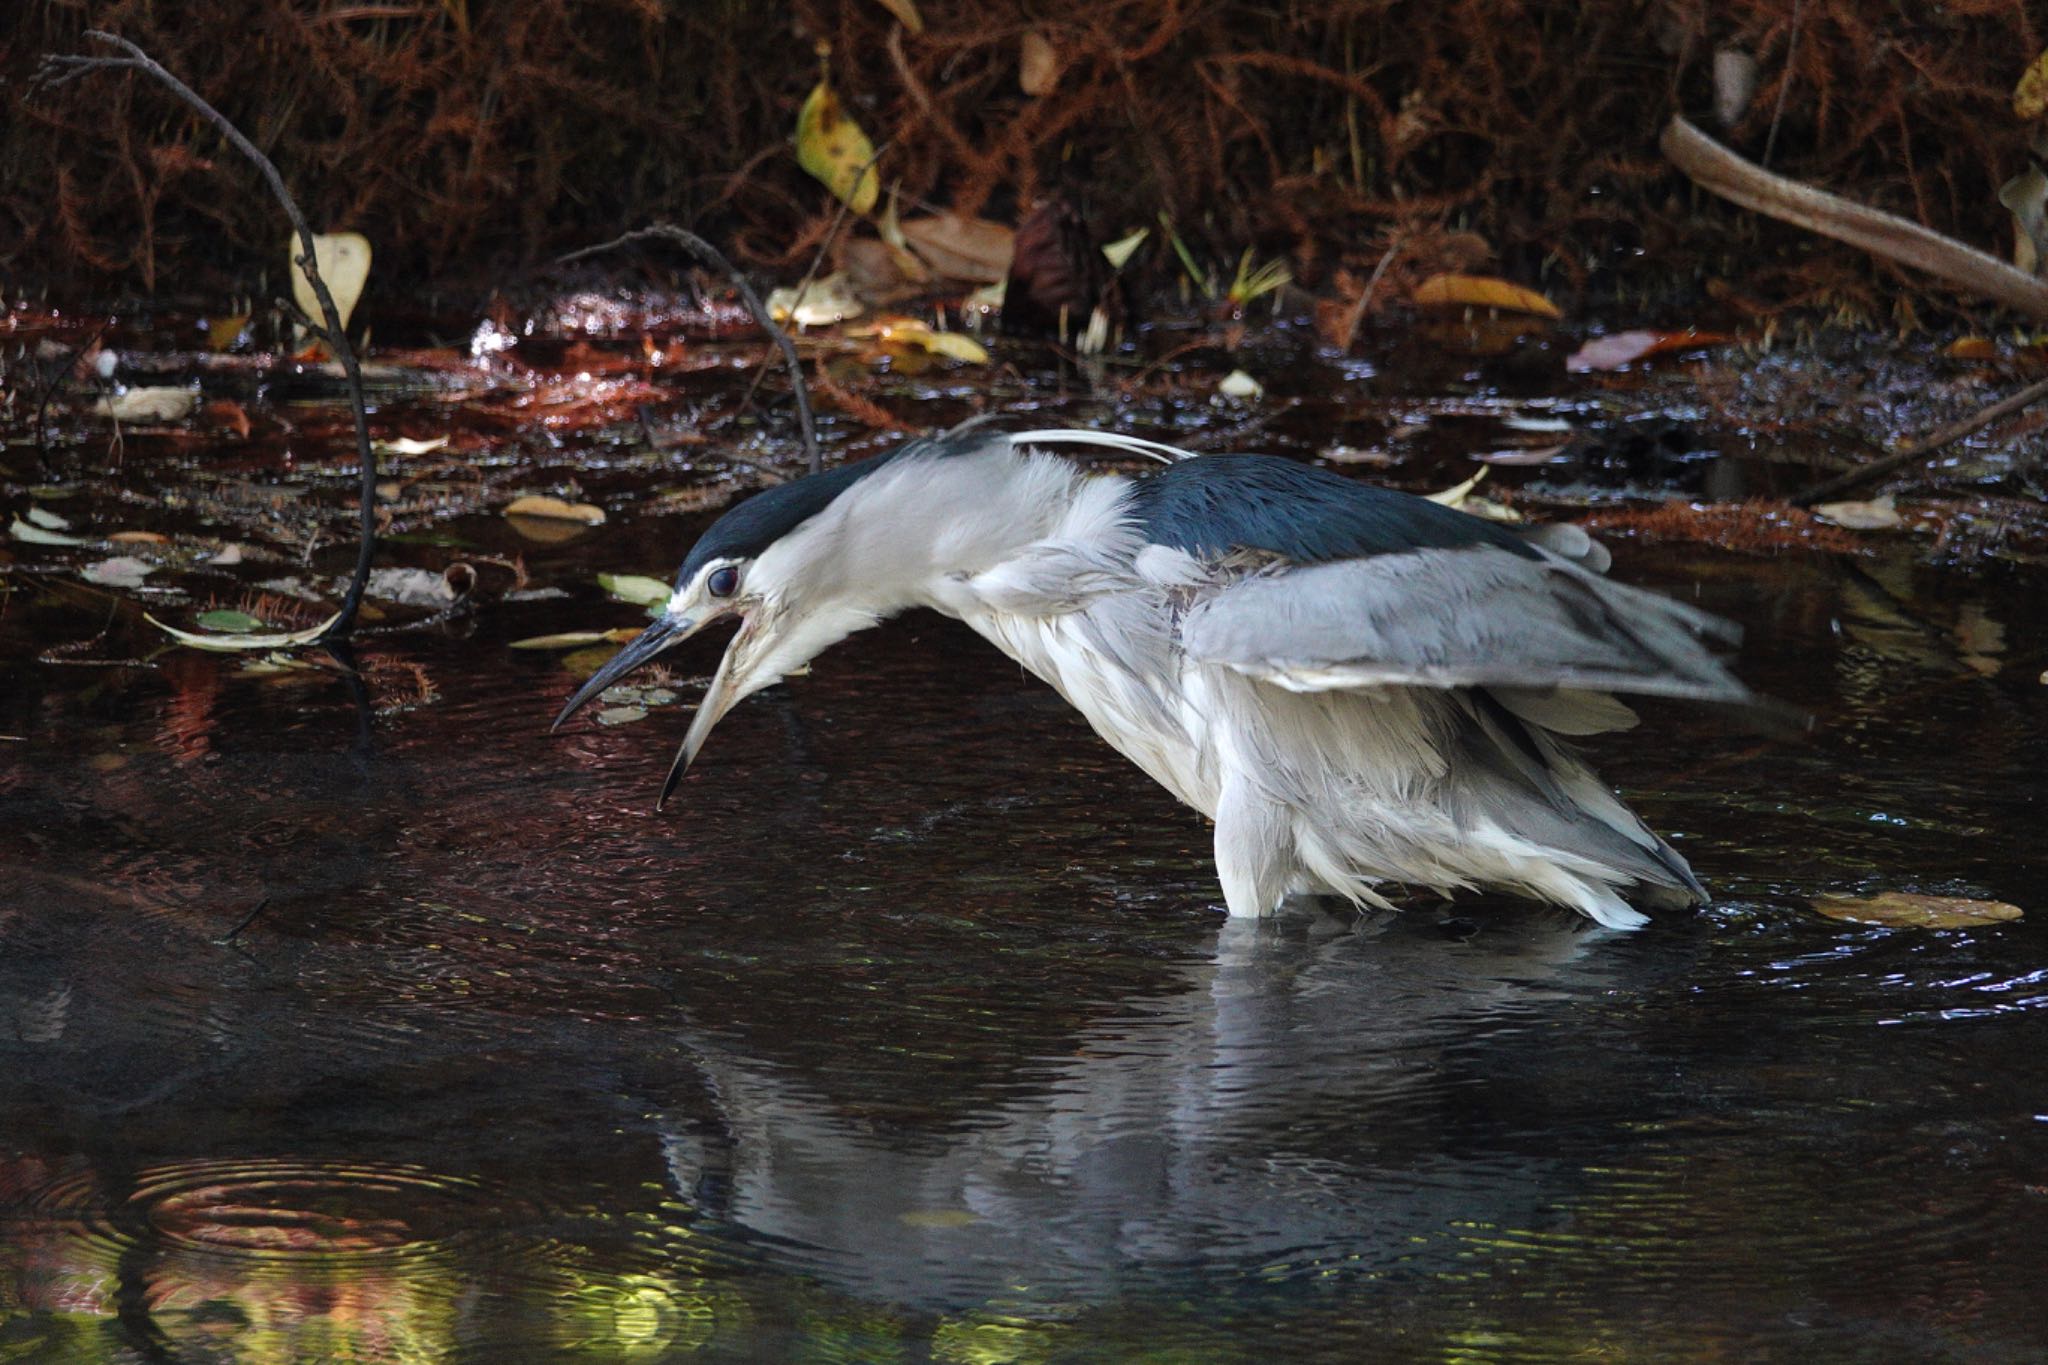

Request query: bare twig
[
  {"left": 560, "top": 224, "right": 820, "bottom": 475},
  {"left": 215, "top": 897, "right": 272, "bottom": 945},
  {"left": 32, "top": 325, "right": 105, "bottom": 474},
  {"left": 1663, "top": 115, "right": 2048, "bottom": 320},
  {"left": 1793, "top": 373, "right": 2048, "bottom": 506},
  {"left": 33, "top": 32, "right": 381, "bottom": 644},
  {"left": 734, "top": 141, "right": 886, "bottom": 427},
  {"left": 1336, "top": 237, "right": 1403, "bottom": 353},
  {"left": 1760, "top": 0, "right": 1804, "bottom": 169}
]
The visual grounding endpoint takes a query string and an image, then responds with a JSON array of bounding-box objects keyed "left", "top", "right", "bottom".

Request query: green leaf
[
  {"left": 599, "top": 573, "right": 672, "bottom": 608},
  {"left": 197, "top": 609, "right": 267, "bottom": 632}
]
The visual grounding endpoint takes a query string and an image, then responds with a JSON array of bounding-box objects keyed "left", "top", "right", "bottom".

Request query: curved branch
[
  {"left": 1662, "top": 114, "right": 2048, "bottom": 320},
  {"left": 36, "top": 31, "right": 383, "bottom": 644},
  {"left": 560, "top": 223, "right": 820, "bottom": 474}
]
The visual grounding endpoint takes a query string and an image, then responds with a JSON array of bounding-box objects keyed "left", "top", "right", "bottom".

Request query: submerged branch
[{"left": 1793, "top": 373, "right": 2048, "bottom": 506}]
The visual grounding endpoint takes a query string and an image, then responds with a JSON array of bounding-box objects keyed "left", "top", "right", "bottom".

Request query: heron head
[{"left": 552, "top": 459, "right": 897, "bottom": 804}]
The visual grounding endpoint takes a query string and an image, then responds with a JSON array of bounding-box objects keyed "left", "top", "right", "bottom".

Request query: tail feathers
[{"left": 1450, "top": 690, "right": 1706, "bottom": 923}]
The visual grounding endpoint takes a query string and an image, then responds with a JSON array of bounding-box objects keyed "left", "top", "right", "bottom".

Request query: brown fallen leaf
[
  {"left": 1412, "top": 273, "right": 1561, "bottom": 319},
  {"left": 109, "top": 530, "right": 171, "bottom": 544},
  {"left": 502, "top": 495, "right": 606, "bottom": 525},
  {"left": 202, "top": 399, "right": 253, "bottom": 437},
  {"left": 1813, "top": 892, "right": 2023, "bottom": 929},
  {"left": 1566, "top": 328, "right": 1733, "bottom": 372},
  {"left": 900, "top": 214, "right": 1015, "bottom": 283},
  {"left": 1945, "top": 336, "right": 1999, "bottom": 361}
]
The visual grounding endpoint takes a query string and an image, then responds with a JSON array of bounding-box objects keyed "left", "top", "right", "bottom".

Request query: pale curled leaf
[
  {"left": 147, "top": 610, "right": 344, "bottom": 652},
  {"left": 503, "top": 495, "right": 606, "bottom": 525},
  {"left": 375, "top": 435, "right": 450, "bottom": 456},
  {"left": 25, "top": 506, "right": 70, "bottom": 531},
  {"left": 1813, "top": 892, "right": 2023, "bottom": 929},
  {"left": 289, "top": 231, "right": 373, "bottom": 332},
  {"left": 1412, "top": 273, "right": 1561, "bottom": 319},
  {"left": 93, "top": 387, "right": 197, "bottom": 423},
  {"left": 1424, "top": 467, "right": 1523, "bottom": 523},
  {"left": 82, "top": 556, "right": 153, "bottom": 588},
  {"left": 1216, "top": 370, "right": 1263, "bottom": 401},
  {"left": 10, "top": 517, "right": 94, "bottom": 547},
  {"left": 1814, "top": 493, "right": 1903, "bottom": 530},
  {"left": 767, "top": 271, "right": 867, "bottom": 327},
  {"left": 1101, "top": 227, "right": 1149, "bottom": 270}
]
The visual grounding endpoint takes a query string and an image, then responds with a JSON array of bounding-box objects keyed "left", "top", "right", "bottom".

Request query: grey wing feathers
[{"left": 1179, "top": 543, "right": 1749, "bottom": 706}]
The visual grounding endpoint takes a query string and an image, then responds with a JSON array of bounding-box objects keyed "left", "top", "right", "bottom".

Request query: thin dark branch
[
  {"left": 1760, "top": 0, "right": 1804, "bottom": 169},
  {"left": 33, "top": 31, "right": 379, "bottom": 644},
  {"left": 734, "top": 141, "right": 887, "bottom": 426},
  {"left": 214, "top": 897, "right": 272, "bottom": 945},
  {"left": 32, "top": 325, "right": 105, "bottom": 475},
  {"left": 560, "top": 224, "right": 820, "bottom": 475},
  {"left": 1793, "top": 373, "right": 2048, "bottom": 506}
]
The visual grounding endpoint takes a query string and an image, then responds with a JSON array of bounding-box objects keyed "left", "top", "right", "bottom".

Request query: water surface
[{"left": 3, "top": 326, "right": 2046, "bottom": 1361}]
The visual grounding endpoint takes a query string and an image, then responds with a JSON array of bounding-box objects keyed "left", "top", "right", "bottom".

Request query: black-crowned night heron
[{"left": 556, "top": 425, "right": 1753, "bottom": 928}]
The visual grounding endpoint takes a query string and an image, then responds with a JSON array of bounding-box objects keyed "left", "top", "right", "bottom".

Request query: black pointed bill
[{"left": 551, "top": 613, "right": 694, "bottom": 731}]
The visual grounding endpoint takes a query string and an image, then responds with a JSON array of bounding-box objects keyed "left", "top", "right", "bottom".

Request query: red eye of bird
[{"left": 707, "top": 565, "right": 740, "bottom": 598}]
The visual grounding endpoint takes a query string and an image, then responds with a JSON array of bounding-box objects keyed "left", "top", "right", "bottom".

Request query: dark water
[{"left": 5, "top": 330, "right": 2048, "bottom": 1361}]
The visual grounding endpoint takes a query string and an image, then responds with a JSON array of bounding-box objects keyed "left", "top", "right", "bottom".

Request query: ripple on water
[{"left": 24, "top": 1157, "right": 540, "bottom": 1279}]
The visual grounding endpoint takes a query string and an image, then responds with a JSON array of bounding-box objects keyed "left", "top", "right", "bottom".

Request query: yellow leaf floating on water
[
  {"left": 796, "top": 75, "right": 880, "bottom": 215},
  {"left": 1813, "top": 892, "right": 2023, "bottom": 929},
  {"left": 849, "top": 317, "right": 990, "bottom": 364},
  {"left": 2015, "top": 46, "right": 2048, "bottom": 120},
  {"left": 503, "top": 495, "right": 606, "bottom": 525},
  {"left": 1412, "top": 273, "right": 1562, "bottom": 319},
  {"left": 899, "top": 1209, "right": 981, "bottom": 1229},
  {"left": 509, "top": 628, "right": 644, "bottom": 650}
]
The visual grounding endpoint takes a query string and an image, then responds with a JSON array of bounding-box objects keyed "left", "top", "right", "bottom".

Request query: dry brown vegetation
[{"left": 3, "top": 1, "right": 2039, "bottom": 305}]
